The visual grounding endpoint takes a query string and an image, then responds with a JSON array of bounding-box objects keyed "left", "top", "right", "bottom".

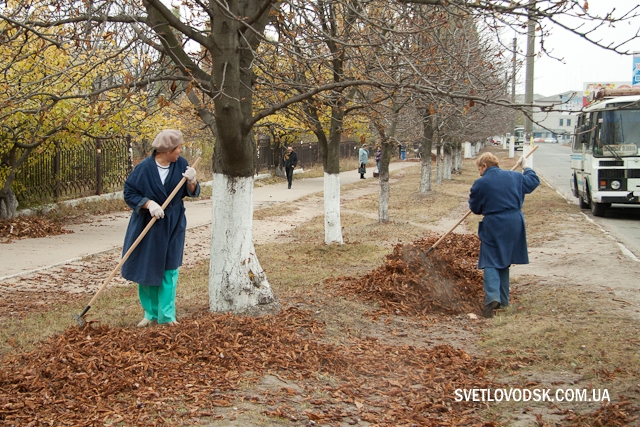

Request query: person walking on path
[
  {"left": 283, "top": 146, "right": 298, "bottom": 189},
  {"left": 468, "top": 152, "right": 540, "bottom": 319},
  {"left": 358, "top": 143, "right": 369, "bottom": 179},
  {"left": 121, "top": 129, "right": 200, "bottom": 327}
]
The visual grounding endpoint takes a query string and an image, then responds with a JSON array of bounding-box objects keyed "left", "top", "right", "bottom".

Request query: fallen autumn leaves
[
  {"left": 0, "top": 308, "right": 498, "bottom": 426},
  {"left": 1, "top": 230, "right": 637, "bottom": 426},
  {"left": 0, "top": 216, "right": 72, "bottom": 243},
  {"left": 334, "top": 234, "right": 484, "bottom": 317},
  {"left": 0, "top": 234, "right": 499, "bottom": 426}
]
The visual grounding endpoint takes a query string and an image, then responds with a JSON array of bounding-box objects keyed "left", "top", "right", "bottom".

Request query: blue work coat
[
  {"left": 468, "top": 166, "right": 539, "bottom": 269},
  {"left": 121, "top": 153, "right": 200, "bottom": 286}
]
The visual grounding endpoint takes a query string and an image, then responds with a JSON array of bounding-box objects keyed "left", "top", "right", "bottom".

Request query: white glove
[
  {"left": 519, "top": 155, "right": 528, "bottom": 169},
  {"left": 182, "top": 166, "right": 197, "bottom": 184},
  {"left": 147, "top": 200, "right": 164, "bottom": 219}
]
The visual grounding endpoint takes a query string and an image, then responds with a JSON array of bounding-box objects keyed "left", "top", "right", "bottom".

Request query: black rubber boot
[{"left": 482, "top": 301, "right": 500, "bottom": 319}]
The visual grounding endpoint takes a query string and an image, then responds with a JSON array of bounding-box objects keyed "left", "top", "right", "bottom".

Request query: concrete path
[{"left": 1, "top": 162, "right": 417, "bottom": 280}]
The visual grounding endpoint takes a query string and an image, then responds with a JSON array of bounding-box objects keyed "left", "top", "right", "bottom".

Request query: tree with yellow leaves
[{"left": 0, "top": 5, "right": 179, "bottom": 218}]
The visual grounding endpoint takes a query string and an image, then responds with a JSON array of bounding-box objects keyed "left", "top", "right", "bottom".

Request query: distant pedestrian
[
  {"left": 121, "top": 129, "right": 200, "bottom": 327},
  {"left": 375, "top": 146, "right": 381, "bottom": 172},
  {"left": 468, "top": 152, "right": 539, "bottom": 319},
  {"left": 283, "top": 146, "right": 298, "bottom": 189},
  {"left": 358, "top": 144, "right": 369, "bottom": 179}
]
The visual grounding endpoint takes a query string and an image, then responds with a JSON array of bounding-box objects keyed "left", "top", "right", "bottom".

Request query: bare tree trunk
[
  {"left": 0, "top": 188, "right": 18, "bottom": 219},
  {"left": 377, "top": 139, "right": 393, "bottom": 223},
  {"left": 443, "top": 142, "right": 452, "bottom": 180},
  {"left": 0, "top": 145, "right": 31, "bottom": 219},
  {"left": 374, "top": 102, "right": 401, "bottom": 223},
  {"left": 419, "top": 155, "right": 432, "bottom": 193},
  {"left": 190, "top": 1, "right": 275, "bottom": 312},
  {"left": 419, "top": 107, "right": 434, "bottom": 193},
  {"left": 436, "top": 141, "right": 443, "bottom": 185},
  {"left": 323, "top": 128, "right": 343, "bottom": 244},
  {"left": 453, "top": 142, "right": 462, "bottom": 173},
  {"left": 209, "top": 174, "right": 273, "bottom": 311}
]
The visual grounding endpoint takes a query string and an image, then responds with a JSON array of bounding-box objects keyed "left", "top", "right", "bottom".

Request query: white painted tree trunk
[
  {"left": 378, "top": 177, "right": 390, "bottom": 223},
  {"left": 324, "top": 172, "right": 344, "bottom": 244},
  {"left": 454, "top": 144, "right": 463, "bottom": 172},
  {"left": 436, "top": 146, "right": 443, "bottom": 186},
  {"left": 444, "top": 145, "right": 452, "bottom": 180},
  {"left": 209, "top": 174, "right": 274, "bottom": 312},
  {"left": 419, "top": 158, "right": 432, "bottom": 193}
]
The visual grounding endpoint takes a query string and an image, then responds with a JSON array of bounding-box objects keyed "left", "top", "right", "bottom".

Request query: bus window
[
  {"left": 593, "top": 108, "right": 640, "bottom": 156},
  {"left": 593, "top": 113, "right": 603, "bottom": 155}
]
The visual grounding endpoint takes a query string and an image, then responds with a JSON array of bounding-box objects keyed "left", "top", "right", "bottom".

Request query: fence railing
[
  {"left": 256, "top": 140, "right": 359, "bottom": 173},
  {"left": 14, "top": 138, "right": 364, "bottom": 206},
  {"left": 14, "top": 136, "right": 133, "bottom": 207}
]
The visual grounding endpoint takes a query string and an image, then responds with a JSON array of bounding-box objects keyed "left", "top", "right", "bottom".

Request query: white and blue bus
[
  {"left": 570, "top": 88, "right": 640, "bottom": 216},
  {"left": 513, "top": 126, "right": 525, "bottom": 150}
]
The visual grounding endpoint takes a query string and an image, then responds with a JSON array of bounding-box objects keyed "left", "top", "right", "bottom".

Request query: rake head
[{"left": 73, "top": 306, "right": 91, "bottom": 327}]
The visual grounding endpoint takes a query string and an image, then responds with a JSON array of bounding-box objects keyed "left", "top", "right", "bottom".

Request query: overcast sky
[{"left": 520, "top": 0, "right": 640, "bottom": 97}]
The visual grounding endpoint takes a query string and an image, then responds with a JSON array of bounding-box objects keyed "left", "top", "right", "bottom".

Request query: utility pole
[
  {"left": 524, "top": 0, "right": 536, "bottom": 141},
  {"left": 511, "top": 36, "right": 517, "bottom": 134}
]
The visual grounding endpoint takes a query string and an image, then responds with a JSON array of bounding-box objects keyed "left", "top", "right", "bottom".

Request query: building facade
[{"left": 531, "top": 91, "right": 583, "bottom": 143}]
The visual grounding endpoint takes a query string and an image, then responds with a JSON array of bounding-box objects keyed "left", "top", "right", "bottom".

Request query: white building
[{"left": 531, "top": 91, "right": 583, "bottom": 143}]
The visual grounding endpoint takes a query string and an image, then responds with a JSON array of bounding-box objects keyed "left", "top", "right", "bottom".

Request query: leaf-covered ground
[
  {"left": 0, "top": 216, "right": 72, "bottom": 242},
  {"left": 1, "top": 234, "right": 635, "bottom": 426}
]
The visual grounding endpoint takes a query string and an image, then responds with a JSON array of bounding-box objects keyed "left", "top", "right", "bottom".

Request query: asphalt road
[{"left": 532, "top": 142, "right": 640, "bottom": 259}]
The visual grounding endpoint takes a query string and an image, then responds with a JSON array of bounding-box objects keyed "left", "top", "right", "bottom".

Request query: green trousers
[{"left": 138, "top": 269, "right": 179, "bottom": 324}]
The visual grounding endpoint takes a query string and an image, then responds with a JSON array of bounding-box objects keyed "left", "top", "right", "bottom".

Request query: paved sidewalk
[{"left": 1, "top": 162, "right": 417, "bottom": 279}]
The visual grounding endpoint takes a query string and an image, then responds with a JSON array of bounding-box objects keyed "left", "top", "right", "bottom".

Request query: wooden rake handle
[
  {"left": 79, "top": 157, "right": 201, "bottom": 315},
  {"left": 425, "top": 146, "right": 538, "bottom": 255}
]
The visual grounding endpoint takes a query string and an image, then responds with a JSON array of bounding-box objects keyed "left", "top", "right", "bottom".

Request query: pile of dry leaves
[
  {"left": 0, "top": 216, "right": 72, "bottom": 242},
  {"left": 333, "top": 233, "right": 484, "bottom": 317},
  {"left": 0, "top": 308, "right": 499, "bottom": 426}
]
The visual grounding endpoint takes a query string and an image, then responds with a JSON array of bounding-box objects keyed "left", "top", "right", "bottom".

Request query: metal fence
[
  {"left": 14, "top": 137, "right": 363, "bottom": 206},
  {"left": 256, "top": 140, "right": 359, "bottom": 173},
  {"left": 14, "top": 136, "right": 133, "bottom": 207}
]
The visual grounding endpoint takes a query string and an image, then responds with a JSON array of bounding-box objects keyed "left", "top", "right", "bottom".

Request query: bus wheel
[{"left": 591, "top": 201, "right": 610, "bottom": 217}]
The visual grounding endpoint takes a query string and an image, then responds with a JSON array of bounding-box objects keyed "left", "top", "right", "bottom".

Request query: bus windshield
[{"left": 595, "top": 108, "right": 640, "bottom": 157}]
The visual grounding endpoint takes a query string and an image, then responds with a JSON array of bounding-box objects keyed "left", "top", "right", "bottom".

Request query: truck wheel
[{"left": 591, "top": 201, "right": 610, "bottom": 217}]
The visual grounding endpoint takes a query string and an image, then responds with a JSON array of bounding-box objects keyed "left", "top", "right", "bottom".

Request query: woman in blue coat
[
  {"left": 468, "top": 152, "right": 539, "bottom": 318},
  {"left": 121, "top": 129, "right": 200, "bottom": 327}
]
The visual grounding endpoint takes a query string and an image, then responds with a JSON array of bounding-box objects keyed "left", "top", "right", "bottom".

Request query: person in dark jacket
[
  {"left": 468, "top": 152, "right": 539, "bottom": 318},
  {"left": 283, "top": 146, "right": 298, "bottom": 189},
  {"left": 122, "top": 129, "right": 200, "bottom": 327}
]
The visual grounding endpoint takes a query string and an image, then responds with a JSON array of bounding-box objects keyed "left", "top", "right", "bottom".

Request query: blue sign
[{"left": 634, "top": 53, "right": 640, "bottom": 86}]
